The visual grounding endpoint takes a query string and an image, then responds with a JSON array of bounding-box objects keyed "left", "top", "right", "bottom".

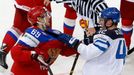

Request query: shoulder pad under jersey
[{"left": 97, "top": 28, "right": 124, "bottom": 40}]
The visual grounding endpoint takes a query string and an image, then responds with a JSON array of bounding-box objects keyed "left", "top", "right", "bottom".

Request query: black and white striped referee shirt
[{"left": 54, "top": 0, "right": 108, "bottom": 27}]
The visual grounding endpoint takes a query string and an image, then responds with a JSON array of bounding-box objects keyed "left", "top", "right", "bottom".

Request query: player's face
[
  {"left": 105, "top": 19, "right": 113, "bottom": 27},
  {"left": 37, "top": 12, "right": 51, "bottom": 29},
  {"left": 99, "top": 18, "right": 113, "bottom": 28}
]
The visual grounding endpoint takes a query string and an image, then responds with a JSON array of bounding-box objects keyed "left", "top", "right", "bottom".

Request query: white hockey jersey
[{"left": 77, "top": 28, "right": 127, "bottom": 75}]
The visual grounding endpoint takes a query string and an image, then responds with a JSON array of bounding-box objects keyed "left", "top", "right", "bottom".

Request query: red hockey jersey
[
  {"left": 11, "top": 44, "right": 48, "bottom": 75},
  {"left": 120, "top": 0, "right": 134, "bottom": 19},
  {"left": 15, "top": 0, "right": 51, "bottom": 11},
  {"left": 11, "top": 40, "right": 77, "bottom": 75}
]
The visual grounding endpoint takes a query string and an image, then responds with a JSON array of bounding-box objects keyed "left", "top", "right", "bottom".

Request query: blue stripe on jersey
[
  {"left": 94, "top": 43, "right": 107, "bottom": 52},
  {"left": 18, "top": 40, "right": 31, "bottom": 47},
  {"left": 121, "top": 28, "right": 133, "bottom": 34},
  {"left": 25, "top": 27, "right": 56, "bottom": 43},
  {"left": 64, "top": 23, "right": 75, "bottom": 29},
  {"left": 94, "top": 38, "right": 110, "bottom": 52},
  {"left": 116, "top": 40, "right": 127, "bottom": 59},
  {"left": 95, "top": 38, "right": 110, "bottom": 47},
  {"left": 7, "top": 31, "right": 18, "bottom": 41},
  {"left": 95, "top": 40, "right": 110, "bottom": 47}
]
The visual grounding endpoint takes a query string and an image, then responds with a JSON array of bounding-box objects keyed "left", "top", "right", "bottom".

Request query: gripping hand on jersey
[
  {"left": 46, "top": 29, "right": 80, "bottom": 49},
  {"left": 58, "top": 34, "right": 80, "bottom": 49},
  {"left": 31, "top": 51, "right": 49, "bottom": 68}
]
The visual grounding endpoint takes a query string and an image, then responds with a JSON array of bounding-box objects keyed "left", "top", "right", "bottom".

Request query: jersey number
[
  {"left": 116, "top": 40, "right": 127, "bottom": 59},
  {"left": 31, "top": 29, "right": 41, "bottom": 38}
]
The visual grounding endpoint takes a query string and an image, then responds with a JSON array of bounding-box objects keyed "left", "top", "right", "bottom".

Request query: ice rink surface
[{"left": 0, "top": 0, "right": 134, "bottom": 75}]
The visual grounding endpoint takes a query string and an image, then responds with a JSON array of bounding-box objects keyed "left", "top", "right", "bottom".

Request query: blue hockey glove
[
  {"left": 45, "top": 29, "right": 80, "bottom": 49},
  {"left": 57, "top": 33, "right": 80, "bottom": 49}
]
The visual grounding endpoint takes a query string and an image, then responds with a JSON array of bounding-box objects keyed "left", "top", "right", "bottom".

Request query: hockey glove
[
  {"left": 31, "top": 51, "right": 49, "bottom": 69},
  {"left": 83, "top": 31, "right": 93, "bottom": 45},
  {"left": 45, "top": 29, "right": 80, "bottom": 49},
  {"left": 58, "top": 33, "right": 80, "bottom": 49},
  {"left": 33, "top": 40, "right": 62, "bottom": 65}
]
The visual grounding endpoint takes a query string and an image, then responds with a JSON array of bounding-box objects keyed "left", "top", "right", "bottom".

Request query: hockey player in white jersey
[{"left": 47, "top": 7, "right": 127, "bottom": 75}]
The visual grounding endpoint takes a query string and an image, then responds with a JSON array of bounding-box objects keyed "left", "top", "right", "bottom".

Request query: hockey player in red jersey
[
  {"left": 0, "top": 0, "right": 52, "bottom": 70},
  {"left": 120, "top": 0, "right": 134, "bottom": 51},
  {"left": 10, "top": 6, "right": 56, "bottom": 75},
  {"left": 11, "top": 6, "right": 77, "bottom": 75},
  {"left": 10, "top": 6, "right": 77, "bottom": 75}
]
